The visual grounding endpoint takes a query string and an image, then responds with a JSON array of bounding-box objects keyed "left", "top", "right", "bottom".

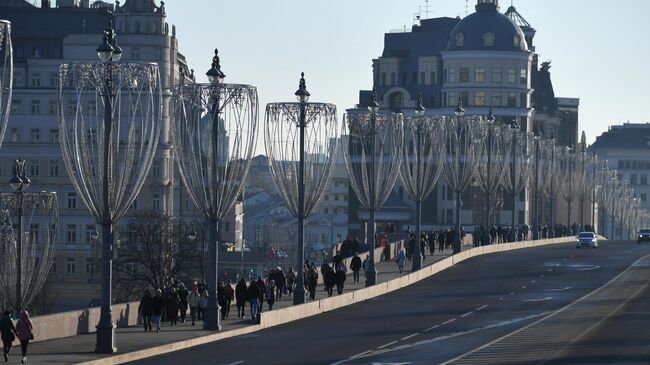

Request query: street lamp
[
  {"left": 0, "top": 159, "right": 58, "bottom": 316},
  {"left": 400, "top": 94, "right": 444, "bottom": 270},
  {"left": 173, "top": 49, "right": 257, "bottom": 329},
  {"left": 530, "top": 128, "right": 542, "bottom": 239},
  {"left": 344, "top": 90, "right": 403, "bottom": 284},
  {"left": 560, "top": 146, "right": 577, "bottom": 235},
  {"left": 500, "top": 121, "right": 529, "bottom": 241},
  {"left": 265, "top": 73, "right": 339, "bottom": 303},
  {"left": 59, "top": 22, "right": 162, "bottom": 353},
  {"left": 0, "top": 20, "right": 13, "bottom": 150},
  {"left": 187, "top": 220, "right": 205, "bottom": 283}
]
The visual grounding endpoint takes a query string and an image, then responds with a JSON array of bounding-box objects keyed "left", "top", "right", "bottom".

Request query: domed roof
[{"left": 447, "top": 2, "right": 528, "bottom": 52}]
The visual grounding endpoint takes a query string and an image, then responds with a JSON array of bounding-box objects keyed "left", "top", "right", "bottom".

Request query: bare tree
[{"left": 113, "top": 211, "right": 202, "bottom": 302}]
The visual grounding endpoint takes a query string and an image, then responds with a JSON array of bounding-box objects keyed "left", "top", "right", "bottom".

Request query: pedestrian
[
  {"left": 256, "top": 277, "right": 266, "bottom": 314},
  {"left": 266, "top": 279, "right": 276, "bottom": 310},
  {"left": 286, "top": 266, "right": 296, "bottom": 295},
  {"left": 224, "top": 280, "right": 234, "bottom": 318},
  {"left": 235, "top": 278, "right": 248, "bottom": 319},
  {"left": 335, "top": 263, "right": 346, "bottom": 294},
  {"left": 247, "top": 280, "right": 260, "bottom": 320},
  {"left": 187, "top": 285, "right": 201, "bottom": 326},
  {"left": 396, "top": 248, "right": 406, "bottom": 273},
  {"left": 307, "top": 264, "right": 318, "bottom": 299},
  {"left": 177, "top": 283, "right": 189, "bottom": 323},
  {"left": 166, "top": 288, "right": 179, "bottom": 326},
  {"left": 320, "top": 261, "right": 330, "bottom": 293},
  {"left": 420, "top": 234, "right": 427, "bottom": 261},
  {"left": 151, "top": 289, "right": 165, "bottom": 332},
  {"left": 199, "top": 288, "right": 209, "bottom": 321},
  {"left": 275, "top": 268, "right": 286, "bottom": 301},
  {"left": 350, "top": 252, "right": 361, "bottom": 283},
  {"left": 325, "top": 265, "right": 335, "bottom": 297},
  {"left": 137, "top": 290, "right": 153, "bottom": 332},
  {"left": 1, "top": 310, "right": 18, "bottom": 362},
  {"left": 15, "top": 310, "right": 32, "bottom": 364},
  {"left": 217, "top": 281, "right": 227, "bottom": 320}
]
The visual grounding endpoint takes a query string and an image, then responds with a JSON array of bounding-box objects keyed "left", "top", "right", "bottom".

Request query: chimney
[{"left": 41, "top": 0, "right": 51, "bottom": 8}]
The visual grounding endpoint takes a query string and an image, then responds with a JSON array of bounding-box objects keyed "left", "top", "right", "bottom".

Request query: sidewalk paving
[{"left": 17, "top": 244, "right": 473, "bottom": 365}]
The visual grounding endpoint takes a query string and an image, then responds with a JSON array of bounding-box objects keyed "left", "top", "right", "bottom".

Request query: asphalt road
[{"left": 129, "top": 240, "right": 650, "bottom": 365}]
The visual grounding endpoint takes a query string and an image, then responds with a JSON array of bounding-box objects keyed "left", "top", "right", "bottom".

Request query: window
[
  {"left": 460, "top": 91, "right": 469, "bottom": 106},
  {"left": 381, "top": 73, "right": 386, "bottom": 86},
  {"left": 152, "top": 162, "right": 161, "bottom": 178},
  {"left": 520, "top": 93, "right": 528, "bottom": 108},
  {"left": 507, "top": 69, "right": 517, "bottom": 83},
  {"left": 475, "top": 68, "right": 486, "bottom": 83},
  {"left": 641, "top": 174, "right": 647, "bottom": 185},
  {"left": 49, "top": 160, "right": 59, "bottom": 177},
  {"left": 324, "top": 195, "right": 329, "bottom": 201},
  {"left": 324, "top": 208, "right": 329, "bottom": 214},
  {"left": 491, "top": 94, "right": 502, "bottom": 107},
  {"left": 447, "top": 92, "right": 457, "bottom": 107},
  {"left": 455, "top": 33, "right": 464, "bottom": 47},
  {"left": 459, "top": 68, "right": 469, "bottom": 83},
  {"left": 30, "top": 128, "right": 40, "bottom": 143},
  {"left": 448, "top": 68, "right": 457, "bottom": 83},
  {"left": 67, "top": 258, "right": 76, "bottom": 274},
  {"left": 474, "top": 92, "right": 486, "bottom": 106},
  {"left": 630, "top": 174, "right": 638, "bottom": 185},
  {"left": 334, "top": 195, "right": 339, "bottom": 201},
  {"left": 389, "top": 92, "right": 404, "bottom": 112},
  {"left": 49, "top": 73, "right": 58, "bottom": 87},
  {"left": 420, "top": 71, "right": 425, "bottom": 85},
  {"left": 401, "top": 72, "right": 407, "bottom": 84},
  {"left": 31, "top": 72, "right": 41, "bottom": 87},
  {"left": 390, "top": 72, "right": 396, "bottom": 85},
  {"left": 412, "top": 72, "right": 418, "bottom": 85},
  {"left": 430, "top": 71, "right": 436, "bottom": 85},
  {"left": 67, "top": 192, "right": 77, "bottom": 209},
  {"left": 492, "top": 68, "right": 502, "bottom": 83},
  {"left": 50, "top": 129, "right": 59, "bottom": 143},
  {"left": 30, "top": 160, "right": 39, "bottom": 176},
  {"left": 85, "top": 225, "right": 96, "bottom": 243},
  {"left": 11, "top": 99, "right": 21, "bottom": 114},
  {"left": 642, "top": 193, "right": 647, "bottom": 203},
  {"left": 86, "top": 258, "right": 95, "bottom": 275},
  {"left": 483, "top": 33, "right": 495, "bottom": 47},
  {"left": 11, "top": 128, "right": 20, "bottom": 142},
  {"left": 131, "top": 47, "right": 140, "bottom": 60},
  {"left": 49, "top": 100, "right": 57, "bottom": 115},
  {"left": 513, "top": 35, "right": 520, "bottom": 48},
  {"left": 153, "top": 193, "right": 161, "bottom": 210},
  {"left": 507, "top": 92, "right": 517, "bottom": 107},
  {"left": 31, "top": 100, "right": 40, "bottom": 115},
  {"left": 520, "top": 69, "right": 527, "bottom": 84},
  {"left": 67, "top": 224, "right": 77, "bottom": 243}
]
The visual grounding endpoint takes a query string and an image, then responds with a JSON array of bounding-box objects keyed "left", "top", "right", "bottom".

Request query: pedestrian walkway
[{"left": 17, "top": 244, "right": 473, "bottom": 365}]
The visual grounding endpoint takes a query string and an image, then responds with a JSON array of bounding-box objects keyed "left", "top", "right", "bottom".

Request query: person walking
[
  {"left": 151, "top": 289, "right": 165, "bottom": 332},
  {"left": 177, "top": 283, "right": 189, "bottom": 323},
  {"left": 286, "top": 267, "right": 296, "bottom": 295},
  {"left": 166, "top": 288, "right": 179, "bottom": 326},
  {"left": 275, "top": 268, "right": 286, "bottom": 301},
  {"left": 1, "top": 310, "right": 18, "bottom": 362},
  {"left": 217, "top": 281, "right": 227, "bottom": 321},
  {"left": 235, "top": 278, "right": 248, "bottom": 319},
  {"left": 396, "top": 248, "right": 406, "bottom": 273},
  {"left": 137, "top": 290, "right": 153, "bottom": 332},
  {"left": 266, "top": 280, "right": 276, "bottom": 310},
  {"left": 307, "top": 264, "right": 318, "bottom": 300},
  {"left": 187, "top": 285, "right": 201, "bottom": 326},
  {"left": 224, "top": 280, "right": 234, "bottom": 318},
  {"left": 350, "top": 252, "right": 361, "bottom": 284},
  {"left": 256, "top": 277, "right": 266, "bottom": 314},
  {"left": 199, "top": 288, "right": 209, "bottom": 322},
  {"left": 335, "top": 263, "right": 347, "bottom": 294},
  {"left": 325, "top": 265, "right": 335, "bottom": 297},
  {"left": 247, "top": 280, "right": 260, "bottom": 320},
  {"left": 15, "top": 311, "right": 32, "bottom": 364},
  {"left": 320, "top": 261, "right": 330, "bottom": 293}
]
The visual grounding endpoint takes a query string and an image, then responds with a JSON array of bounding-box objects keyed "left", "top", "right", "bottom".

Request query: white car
[{"left": 576, "top": 232, "right": 598, "bottom": 248}]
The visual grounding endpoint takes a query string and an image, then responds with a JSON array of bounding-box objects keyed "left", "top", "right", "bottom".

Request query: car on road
[
  {"left": 638, "top": 229, "right": 650, "bottom": 244},
  {"left": 576, "top": 232, "right": 598, "bottom": 248},
  {"left": 277, "top": 251, "right": 288, "bottom": 259}
]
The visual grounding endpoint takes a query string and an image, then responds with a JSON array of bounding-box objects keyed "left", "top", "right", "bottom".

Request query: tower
[{"left": 476, "top": 0, "right": 498, "bottom": 12}]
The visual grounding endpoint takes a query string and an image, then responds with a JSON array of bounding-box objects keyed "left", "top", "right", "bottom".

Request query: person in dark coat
[
  {"left": 307, "top": 265, "right": 318, "bottom": 299},
  {"left": 1, "top": 310, "right": 18, "bottom": 362},
  {"left": 138, "top": 290, "right": 154, "bottom": 332},
  {"left": 151, "top": 289, "right": 166, "bottom": 332},
  {"left": 247, "top": 280, "right": 260, "bottom": 320},
  {"left": 350, "top": 252, "right": 362, "bottom": 284},
  {"left": 235, "top": 278, "right": 248, "bottom": 319},
  {"left": 266, "top": 280, "right": 276, "bottom": 310},
  {"left": 224, "top": 280, "right": 235, "bottom": 318},
  {"left": 320, "top": 262, "right": 330, "bottom": 293},
  {"left": 166, "top": 288, "right": 179, "bottom": 326},
  {"left": 217, "top": 281, "right": 227, "bottom": 320},
  {"left": 335, "top": 264, "right": 346, "bottom": 294},
  {"left": 256, "top": 277, "right": 266, "bottom": 314},
  {"left": 177, "top": 283, "right": 189, "bottom": 323},
  {"left": 325, "top": 265, "right": 335, "bottom": 297}
]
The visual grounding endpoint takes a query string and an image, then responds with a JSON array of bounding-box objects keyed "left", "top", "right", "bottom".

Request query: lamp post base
[
  {"left": 95, "top": 322, "right": 116, "bottom": 354},
  {"left": 293, "top": 284, "right": 306, "bottom": 305},
  {"left": 365, "top": 264, "right": 377, "bottom": 287},
  {"left": 203, "top": 306, "right": 222, "bottom": 331}
]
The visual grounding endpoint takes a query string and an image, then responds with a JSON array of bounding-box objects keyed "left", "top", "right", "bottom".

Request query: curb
[{"left": 77, "top": 236, "right": 578, "bottom": 365}]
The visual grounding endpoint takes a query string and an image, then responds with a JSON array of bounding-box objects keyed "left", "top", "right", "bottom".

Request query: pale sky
[{"left": 161, "top": 0, "right": 648, "bottom": 145}]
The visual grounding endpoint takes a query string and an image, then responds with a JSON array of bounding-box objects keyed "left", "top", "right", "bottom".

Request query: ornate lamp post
[
  {"left": 540, "top": 140, "right": 559, "bottom": 237},
  {"left": 529, "top": 129, "right": 542, "bottom": 239},
  {"left": 265, "top": 73, "right": 339, "bottom": 304},
  {"left": 591, "top": 158, "right": 607, "bottom": 234},
  {"left": 400, "top": 94, "right": 443, "bottom": 270},
  {"left": 560, "top": 146, "right": 578, "bottom": 235},
  {"left": 0, "top": 20, "right": 12, "bottom": 149},
  {"left": 500, "top": 121, "right": 529, "bottom": 241},
  {"left": 443, "top": 99, "right": 482, "bottom": 253},
  {"left": 0, "top": 160, "right": 58, "bottom": 315},
  {"left": 344, "top": 91, "right": 403, "bottom": 285},
  {"left": 188, "top": 220, "right": 205, "bottom": 283},
  {"left": 476, "top": 108, "right": 508, "bottom": 244},
  {"left": 59, "top": 23, "right": 161, "bottom": 352},
  {"left": 174, "top": 50, "right": 257, "bottom": 329}
]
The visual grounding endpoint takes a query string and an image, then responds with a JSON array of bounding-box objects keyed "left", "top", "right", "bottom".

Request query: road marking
[
  {"left": 350, "top": 350, "right": 373, "bottom": 359},
  {"left": 578, "top": 265, "right": 601, "bottom": 271},
  {"left": 546, "top": 286, "right": 572, "bottom": 292},
  {"left": 376, "top": 341, "right": 397, "bottom": 349},
  {"left": 499, "top": 297, "right": 504, "bottom": 300},
  {"left": 401, "top": 333, "right": 418, "bottom": 341},
  {"left": 540, "top": 274, "right": 545, "bottom": 277},
  {"left": 521, "top": 286, "right": 527, "bottom": 289},
  {"left": 460, "top": 311, "right": 474, "bottom": 317},
  {"left": 423, "top": 324, "right": 439, "bottom": 332},
  {"left": 476, "top": 305, "right": 488, "bottom": 311},
  {"left": 531, "top": 280, "right": 536, "bottom": 283},
  {"left": 223, "top": 362, "right": 244, "bottom": 365},
  {"left": 523, "top": 297, "right": 553, "bottom": 302},
  {"left": 442, "top": 318, "right": 456, "bottom": 325},
  {"left": 548, "top": 268, "right": 553, "bottom": 272},
  {"left": 510, "top": 291, "right": 515, "bottom": 295}
]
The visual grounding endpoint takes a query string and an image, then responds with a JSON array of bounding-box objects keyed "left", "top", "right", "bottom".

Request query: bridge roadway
[{"left": 130, "top": 240, "right": 650, "bottom": 365}]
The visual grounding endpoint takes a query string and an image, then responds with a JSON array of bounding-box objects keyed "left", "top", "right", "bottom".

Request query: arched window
[
  {"left": 389, "top": 92, "right": 404, "bottom": 112},
  {"left": 455, "top": 33, "right": 464, "bottom": 48},
  {"left": 513, "top": 35, "right": 520, "bottom": 48},
  {"left": 483, "top": 33, "right": 495, "bottom": 47}
]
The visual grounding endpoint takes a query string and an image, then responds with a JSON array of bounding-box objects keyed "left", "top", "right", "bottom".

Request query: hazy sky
[{"left": 161, "top": 0, "right": 648, "bottom": 144}]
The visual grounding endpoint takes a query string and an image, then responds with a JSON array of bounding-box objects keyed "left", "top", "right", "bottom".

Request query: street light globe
[
  {"left": 96, "top": 35, "right": 113, "bottom": 62},
  {"left": 188, "top": 231, "right": 197, "bottom": 241},
  {"left": 368, "top": 89, "right": 380, "bottom": 113},
  {"left": 8, "top": 175, "right": 21, "bottom": 191},
  {"left": 111, "top": 43, "right": 123, "bottom": 62}
]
